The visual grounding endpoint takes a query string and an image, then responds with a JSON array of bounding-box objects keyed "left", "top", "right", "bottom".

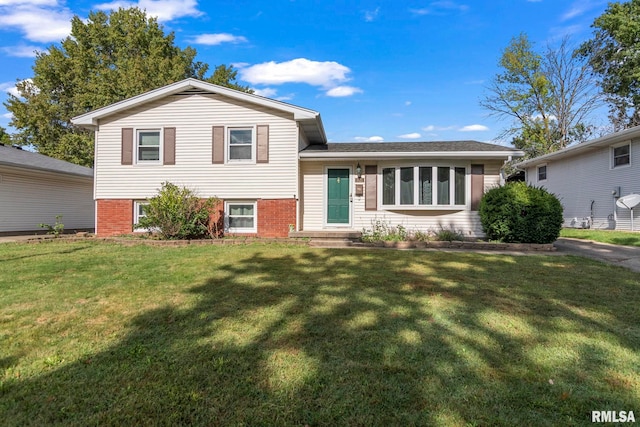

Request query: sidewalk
[{"left": 554, "top": 237, "right": 640, "bottom": 273}]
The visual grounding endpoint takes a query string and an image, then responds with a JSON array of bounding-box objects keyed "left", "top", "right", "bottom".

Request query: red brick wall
[
  {"left": 96, "top": 199, "right": 133, "bottom": 237},
  {"left": 96, "top": 198, "right": 296, "bottom": 238},
  {"left": 257, "top": 198, "right": 296, "bottom": 238}
]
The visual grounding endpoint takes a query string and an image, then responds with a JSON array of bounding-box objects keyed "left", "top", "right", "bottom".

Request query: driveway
[{"left": 555, "top": 237, "right": 640, "bottom": 273}]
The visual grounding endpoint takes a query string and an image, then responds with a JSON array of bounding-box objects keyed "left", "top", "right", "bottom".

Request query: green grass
[
  {"left": 1, "top": 241, "right": 639, "bottom": 426},
  {"left": 560, "top": 228, "right": 640, "bottom": 247}
]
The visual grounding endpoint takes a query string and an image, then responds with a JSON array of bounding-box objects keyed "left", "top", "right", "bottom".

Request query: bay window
[{"left": 380, "top": 165, "right": 467, "bottom": 208}]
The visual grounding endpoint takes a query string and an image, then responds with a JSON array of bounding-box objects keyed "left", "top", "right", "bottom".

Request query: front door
[{"left": 327, "top": 168, "right": 350, "bottom": 224}]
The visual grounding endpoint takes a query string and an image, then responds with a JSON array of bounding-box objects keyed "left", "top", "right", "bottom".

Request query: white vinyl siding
[
  {"left": 300, "top": 160, "right": 503, "bottom": 237},
  {"left": 0, "top": 166, "right": 94, "bottom": 233},
  {"left": 525, "top": 138, "right": 640, "bottom": 231},
  {"left": 95, "top": 93, "right": 299, "bottom": 200}
]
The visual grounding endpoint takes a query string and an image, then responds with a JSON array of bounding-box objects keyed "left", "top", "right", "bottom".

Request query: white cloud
[
  {"left": 3, "top": 112, "right": 13, "bottom": 119},
  {"left": 0, "top": 79, "right": 34, "bottom": 97},
  {"left": 354, "top": 136, "right": 384, "bottom": 142},
  {"left": 0, "top": 4, "right": 72, "bottom": 42},
  {"left": 0, "top": 0, "right": 57, "bottom": 5},
  {"left": 398, "top": 132, "right": 421, "bottom": 139},
  {"left": 0, "top": 44, "right": 41, "bottom": 57},
  {"left": 95, "top": 0, "right": 203, "bottom": 21},
  {"left": 464, "top": 79, "right": 485, "bottom": 85},
  {"left": 191, "top": 33, "right": 247, "bottom": 45},
  {"left": 326, "top": 86, "right": 362, "bottom": 97},
  {"left": 364, "top": 7, "right": 379, "bottom": 22},
  {"left": 459, "top": 124, "right": 489, "bottom": 132},
  {"left": 422, "top": 125, "right": 456, "bottom": 132},
  {"left": 240, "top": 58, "right": 351, "bottom": 87},
  {"left": 410, "top": 1, "right": 469, "bottom": 15},
  {"left": 404, "top": 101, "right": 412, "bottom": 106},
  {"left": 252, "top": 87, "right": 277, "bottom": 98}
]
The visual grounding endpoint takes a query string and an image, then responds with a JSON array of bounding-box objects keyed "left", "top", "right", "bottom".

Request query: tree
[
  {"left": 0, "top": 126, "right": 12, "bottom": 145},
  {"left": 482, "top": 34, "right": 601, "bottom": 158},
  {"left": 579, "top": 0, "right": 640, "bottom": 130},
  {"left": 5, "top": 8, "right": 250, "bottom": 167}
]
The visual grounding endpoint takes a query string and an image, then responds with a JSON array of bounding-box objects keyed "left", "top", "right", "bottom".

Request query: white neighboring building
[
  {"left": 515, "top": 126, "right": 640, "bottom": 231},
  {"left": 0, "top": 144, "right": 94, "bottom": 234}
]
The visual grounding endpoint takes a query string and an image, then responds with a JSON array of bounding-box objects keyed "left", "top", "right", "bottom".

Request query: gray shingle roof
[
  {"left": 0, "top": 144, "right": 93, "bottom": 178},
  {"left": 301, "top": 141, "right": 519, "bottom": 153}
]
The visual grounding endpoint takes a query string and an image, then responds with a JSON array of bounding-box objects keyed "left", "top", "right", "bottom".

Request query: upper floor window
[
  {"left": 537, "top": 165, "right": 547, "bottom": 181},
  {"left": 381, "top": 165, "right": 466, "bottom": 208},
  {"left": 137, "top": 130, "right": 161, "bottom": 163},
  {"left": 612, "top": 143, "right": 630, "bottom": 168},
  {"left": 228, "top": 128, "right": 254, "bottom": 161}
]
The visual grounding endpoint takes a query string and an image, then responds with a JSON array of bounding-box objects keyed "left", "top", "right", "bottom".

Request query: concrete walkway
[{"left": 554, "top": 237, "right": 640, "bottom": 273}]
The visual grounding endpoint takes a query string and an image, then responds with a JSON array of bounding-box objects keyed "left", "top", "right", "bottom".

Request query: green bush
[
  {"left": 136, "top": 182, "right": 221, "bottom": 240},
  {"left": 479, "top": 182, "right": 563, "bottom": 244}
]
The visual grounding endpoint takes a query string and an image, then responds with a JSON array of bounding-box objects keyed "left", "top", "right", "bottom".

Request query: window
[
  {"left": 537, "top": 165, "right": 547, "bottom": 181},
  {"left": 133, "top": 201, "right": 149, "bottom": 231},
  {"left": 228, "top": 128, "right": 254, "bottom": 161},
  {"left": 226, "top": 202, "right": 257, "bottom": 233},
  {"left": 382, "top": 168, "right": 395, "bottom": 205},
  {"left": 381, "top": 165, "right": 467, "bottom": 208},
  {"left": 612, "top": 143, "right": 630, "bottom": 168},
  {"left": 419, "top": 167, "right": 432, "bottom": 205},
  {"left": 137, "top": 130, "right": 160, "bottom": 162},
  {"left": 400, "top": 167, "right": 414, "bottom": 205}
]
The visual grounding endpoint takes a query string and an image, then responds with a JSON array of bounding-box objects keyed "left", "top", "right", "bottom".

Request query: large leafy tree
[
  {"left": 579, "top": 0, "right": 640, "bottom": 130},
  {"left": 5, "top": 8, "right": 249, "bottom": 167},
  {"left": 482, "top": 34, "right": 601, "bottom": 158}
]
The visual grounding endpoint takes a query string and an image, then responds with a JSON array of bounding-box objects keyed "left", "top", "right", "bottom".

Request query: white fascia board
[
  {"left": 72, "top": 78, "right": 320, "bottom": 127},
  {"left": 515, "top": 125, "right": 640, "bottom": 169},
  {"left": 299, "top": 151, "right": 524, "bottom": 160}
]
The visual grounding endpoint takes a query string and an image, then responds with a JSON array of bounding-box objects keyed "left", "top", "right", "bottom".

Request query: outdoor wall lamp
[{"left": 356, "top": 162, "right": 362, "bottom": 178}]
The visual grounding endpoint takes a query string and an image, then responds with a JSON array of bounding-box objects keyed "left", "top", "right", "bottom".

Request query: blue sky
[{"left": 0, "top": 0, "right": 611, "bottom": 145}]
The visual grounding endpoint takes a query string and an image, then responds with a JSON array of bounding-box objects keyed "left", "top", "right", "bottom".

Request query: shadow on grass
[
  {"left": 1, "top": 248, "right": 639, "bottom": 425},
  {"left": 0, "top": 244, "right": 93, "bottom": 263}
]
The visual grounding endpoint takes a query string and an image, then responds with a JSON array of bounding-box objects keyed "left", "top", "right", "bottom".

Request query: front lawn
[
  {"left": 560, "top": 228, "right": 640, "bottom": 247},
  {"left": 1, "top": 241, "right": 638, "bottom": 426}
]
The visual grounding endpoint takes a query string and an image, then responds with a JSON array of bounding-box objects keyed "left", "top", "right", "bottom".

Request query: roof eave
[
  {"left": 71, "top": 78, "right": 324, "bottom": 136},
  {"left": 299, "top": 151, "right": 524, "bottom": 160},
  {"left": 0, "top": 161, "right": 94, "bottom": 178},
  {"left": 515, "top": 126, "right": 640, "bottom": 169}
]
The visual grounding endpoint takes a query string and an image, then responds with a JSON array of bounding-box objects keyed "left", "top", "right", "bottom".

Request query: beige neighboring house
[
  {"left": 0, "top": 144, "right": 94, "bottom": 235},
  {"left": 71, "top": 78, "right": 523, "bottom": 238},
  {"left": 516, "top": 126, "right": 640, "bottom": 231}
]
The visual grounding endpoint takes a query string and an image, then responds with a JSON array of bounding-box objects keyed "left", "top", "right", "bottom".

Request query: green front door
[{"left": 327, "top": 168, "right": 350, "bottom": 224}]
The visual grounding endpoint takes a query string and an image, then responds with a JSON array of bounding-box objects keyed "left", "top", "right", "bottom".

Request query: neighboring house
[
  {"left": 71, "top": 79, "right": 522, "bottom": 238},
  {"left": 515, "top": 126, "right": 640, "bottom": 231},
  {"left": 0, "top": 144, "right": 94, "bottom": 234}
]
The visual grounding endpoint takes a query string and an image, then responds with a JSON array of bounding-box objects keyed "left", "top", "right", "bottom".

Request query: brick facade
[
  {"left": 257, "top": 198, "right": 296, "bottom": 238},
  {"left": 96, "top": 199, "right": 133, "bottom": 237},
  {"left": 96, "top": 198, "right": 295, "bottom": 238}
]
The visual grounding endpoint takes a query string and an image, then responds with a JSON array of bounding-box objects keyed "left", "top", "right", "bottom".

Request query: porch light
[{"left": 356, "top": 163, "right": 362, "bottom": 178}]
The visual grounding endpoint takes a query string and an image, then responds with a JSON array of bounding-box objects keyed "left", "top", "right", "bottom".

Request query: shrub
[
  {"left": 136, "top": 182, "right": 221, "bottom": 240},
  {"left": 434, "top": 228, "right": 465, "bottom": 242},
  {"left": 361, "top": 220, "right": 408, "bottom": 242},
  {"left": 479, "top": 182, "right": 563, "bottom": 244},
  {"left": 39, "top": 214, "right": 64, "bottom": 237}
]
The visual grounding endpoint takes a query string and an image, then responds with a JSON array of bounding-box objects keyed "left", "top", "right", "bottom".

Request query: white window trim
[
  {"left": 611, "top": 141, "right": 631, "bottom": 169},
  {"left": 135, "top": 128, "right": 163, "bottom": 165},
  {"left": 133, "top": 201, "right": 150, "bottom": 232},
  {"left": 537, "top": 164, "right": 547, "bottom": 182},
  {"left": 226, "top": 126, "right": 256, "bottom": 164},
  {"left": 379, "top": 164, "right": 469, "bottom": 210},
  {"left": 225, "top": 201, "right": 257, "bottom": 233}
]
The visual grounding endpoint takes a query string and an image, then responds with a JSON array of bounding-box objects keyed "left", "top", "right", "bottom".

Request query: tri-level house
[{"left": 72, "top": 79, "right": 523, "bottom": 238}]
